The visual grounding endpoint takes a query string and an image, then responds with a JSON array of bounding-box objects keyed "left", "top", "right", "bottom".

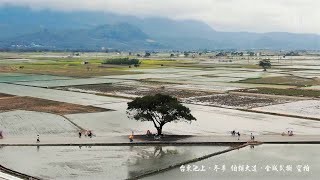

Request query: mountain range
[{"left": 0, "top": 6, "right": 319, "bottom": 51}]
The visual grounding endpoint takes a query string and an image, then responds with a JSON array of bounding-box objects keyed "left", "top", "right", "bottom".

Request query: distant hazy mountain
[
  {"left": 1, "top": 23, "right": 163, "bottom": 50},
  {"left": 0, "top": 6, "right": 320, "bottom": 50}
]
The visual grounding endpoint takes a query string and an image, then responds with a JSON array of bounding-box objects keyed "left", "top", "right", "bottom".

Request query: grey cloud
[{"left": 0, "top": 0, "right": 319, "bottom": 33}]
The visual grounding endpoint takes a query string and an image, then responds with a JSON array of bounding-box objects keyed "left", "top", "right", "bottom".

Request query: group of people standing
[
  {"left": 282, "top": 131, "right": 294, "bottom": 136},
  {"left": 250, "top": 133, "right": 255, "bottom": 141},
  {"left": 231, "top": 130, "right": 241, "bottom": 140},
  {"left": 79, "top": 130, "right": 93, "bottom": 138},
  {"left": 231, "top": 130, "right": 256, "bottom": 141}
]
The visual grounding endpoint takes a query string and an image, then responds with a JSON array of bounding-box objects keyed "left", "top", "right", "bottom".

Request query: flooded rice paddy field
[
  {"left": 0, "top": 57, "right": 320, "bottom": 179},
  {"left": 0, "top": 146, "right": 228, "bottom": 180},
  {"left": 62, "top": 84, "right": 217, "bottom": 99},
  {"left": 253, "top": 100, "right": 320, "bottom": 119},
  {"left": 0, "top": 83, "right": 319, "bottom": 137},
  {"left": 0, "top": 110, "right": 78, "bottom": 137},
  {"left": 183, "top": 94, "right": 296, "bottom": 109},
  {"left": 171, "top": 84, "right": 242, "bottom": 91},
  {"left": 147, "top": 145, "right": 320, "bottom": 180},
  {"left": 14, "top": 78, "right": 127, "bottom": 88},
  {"left": 66, "top": 104, "right": 320, "bottom": 136},
  {"left": 0, "top": 66, "right": 318, "bottom": 89},
  {"left": 0, "top": 74, "right": 73, "bottom": 83},
  {"left": 0, "top": 93, "right": 318, "bottom": 139},
  {"left": 4, "top": 107, "right": 312, "bottom": 138},
  {"left": 0, "top": 83, "right": 129, "bottom": 110},
  {"left": 0, "top": 64, "right": 319, "bottom": 96}
]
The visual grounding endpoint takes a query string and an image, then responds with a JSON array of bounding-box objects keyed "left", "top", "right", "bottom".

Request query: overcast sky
[{"left": 1, "top": 0, "right": 319, "bottom": 34}]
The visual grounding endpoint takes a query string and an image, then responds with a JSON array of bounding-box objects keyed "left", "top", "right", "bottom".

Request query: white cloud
[{"left": 0, "top": 0, "right": 319, "bottom": 33}]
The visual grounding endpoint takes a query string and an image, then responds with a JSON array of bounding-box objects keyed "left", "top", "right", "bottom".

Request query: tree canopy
[
  {"left": 126, "top": 94, "right": 196, "bottom": 135},
  {"left": 259, "top": 59, "right": 271, "bottom": 71}
]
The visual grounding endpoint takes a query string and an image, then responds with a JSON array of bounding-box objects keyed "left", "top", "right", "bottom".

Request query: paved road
[{"left": 1, "top": 135, "right": 319, "bottom": 146}]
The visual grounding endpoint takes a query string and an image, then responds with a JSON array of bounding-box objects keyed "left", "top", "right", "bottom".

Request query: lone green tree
[
  {"left": 259, "top": 59, "right": 271, "bottom": 71},
  {"left": 127, "top": 94, "right": 196, "bottom": 135}
]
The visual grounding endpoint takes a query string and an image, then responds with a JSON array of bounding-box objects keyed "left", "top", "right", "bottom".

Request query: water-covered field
[
  {"left": 0, "top": 83, "right": 319, "bottom": 137},
  {"left": 253, "top": 100, "right": 320, "bottom": 119},
  {"left": 1, "top": 54, "right": 320, "bottom": 179},
  {"left": 0, "top": 146, "right": 228, "bottom": 179},
  {"left": 66, "top": 103, "right": 320, "bottom": 136},
  {"left": 147, "top": 145, "right": 320, "bottom": 180},
  {"left": 0, "top": 110, "right": 78, "bottom": 137}
]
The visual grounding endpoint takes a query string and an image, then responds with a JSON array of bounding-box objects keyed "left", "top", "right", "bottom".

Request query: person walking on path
[
  {"left": 88, "top": 131, "right": 93, "bottom": 138},
  {"left": 231, "top": 130, "right": 236, "bottom": 136},
  {"left": 36, "top": 135, "right": 40, "bottom": 143},
  {"left": 129, "top": 131, "right": 134, "bottom": 142},
  {"left": 129, "top": 134, "right": 133, "bottom": 142},
  {"left": 79, "top": 131, "right": 82, "bottom": 138},
  {"left": 237, "top": 132, "right": 240, "bottom": 140}
]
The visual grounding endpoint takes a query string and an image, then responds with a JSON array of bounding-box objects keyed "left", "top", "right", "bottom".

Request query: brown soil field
[
  {"left": 0, "top": 65, "right": 15, "bottom": 72},
  {"left": 0, "top": 93, "right": 14, "bottom": 98},
  {"left": 133, "top": 88, "right": 216, "bottom": 99},
  {"left": 183, "top": 93, "right": 295, "bottom": 109},
  {"left": 237, "top": 88, "right": 320, "bottom": 98},
  {"left": 0, "top": 65, "right": 138, "bottom": 78},
  {"left": 64, "top": 83, "right": 134, "bottom": 92},
  {"left": 64, "top": 84, "right": 216, "bottom": 99},
  {"left": 239, "top": 76, "right": 320, "bottom": 87},
  {"left": 0, "top": 96, "right": 109, "bottom": 115}
]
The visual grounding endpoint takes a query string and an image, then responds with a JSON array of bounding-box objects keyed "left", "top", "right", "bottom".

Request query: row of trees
[{"left": 102, "top": 58, "right": 140, "bottom": 65}]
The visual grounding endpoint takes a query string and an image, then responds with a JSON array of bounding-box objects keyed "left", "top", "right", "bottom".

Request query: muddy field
[
  {"left": 130, "top": 88, "right": 216, "bottom": 99},
  {"left": 62, "top": 83, "right": 217, "bottom": 99},
  {"left": 239, "top": 76, "right": 320, "bottom": 87},
  {"left": 62, "top": 83, "right": 134, "bottom": 92},
  {"left": 0, "top": 96, "right": 108, "bottom": 115},
  {"left": 237, "top": 88, "right": 320, "bottom": 98},
  {"left": 183, "top": 93, "right": 295, "bottom": 109},
  {"left": 0, "top": 93, "right": 13, "bottom": 98}
]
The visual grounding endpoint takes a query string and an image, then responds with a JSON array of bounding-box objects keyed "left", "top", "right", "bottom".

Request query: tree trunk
[{"left": 157, "top": 127, "right": 162, "bottom": 136}]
